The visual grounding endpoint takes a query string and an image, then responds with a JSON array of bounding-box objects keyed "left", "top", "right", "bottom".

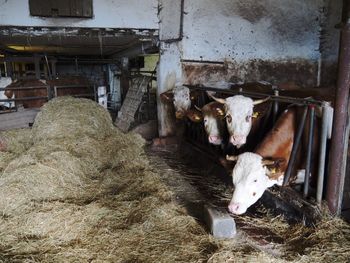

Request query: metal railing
[{"left": 0, "top": 84, "right": 96, "bottom": 112}]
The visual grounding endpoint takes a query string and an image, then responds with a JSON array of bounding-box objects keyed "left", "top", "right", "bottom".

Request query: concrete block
[{"left": 204, "top": 206, "right": 236, "bottom": 238}]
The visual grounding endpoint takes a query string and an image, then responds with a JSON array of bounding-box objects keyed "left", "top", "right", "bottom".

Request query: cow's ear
[
  {"left": 263, "top": 157, "right": 286, "bottom": 181},
  {"left": 209, "top": 102, "right": 225, "bottom": 118},
  {"left": 252, "top": 111, "right": 260, "bottom": 119},
  {"left": 160, "top": 90, "right": 174, "bottom": 102},
  {"left": 186, "top": 109, "right": 203, "bottom": 123},
  {"left": 266, "top": 172, "right": 284, "bottom": 187}
]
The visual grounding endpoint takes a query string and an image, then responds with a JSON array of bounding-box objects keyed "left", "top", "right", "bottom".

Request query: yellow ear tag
[
  {"left": 195, "top": 115, "right": 201, "bottom": 121},
  {"left": 270, "top": 168, "right": 277, "bottom": 174},
  {"left": 252, "top": 112, "right": 259, "bottom": 118},
  {"left": 216, "top": 108, "right": 224, "bottom": 116}
]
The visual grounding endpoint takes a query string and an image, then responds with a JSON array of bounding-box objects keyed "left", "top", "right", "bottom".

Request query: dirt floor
[{"left": 0, "top": 97, "right": 349, "bottom": 262}]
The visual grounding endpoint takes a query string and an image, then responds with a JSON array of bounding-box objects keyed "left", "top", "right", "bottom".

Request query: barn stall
[{"left": 0, "top": 0, "right": 350, "bottom": 262}]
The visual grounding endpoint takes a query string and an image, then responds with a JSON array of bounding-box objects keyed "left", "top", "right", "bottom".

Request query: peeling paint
[{"left": 183, "top": 59, "right": 318, "bottom": 88}]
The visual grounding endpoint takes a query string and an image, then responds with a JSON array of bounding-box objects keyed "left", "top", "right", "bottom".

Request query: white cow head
[
  {"left": 160, "top": 86, "right": 194, "bottom": 119},
  {"left": 227, "top": 152, "right": 284, "bottom": 215},
  {"left": 0, "top": 77, "right": 14, "bottom": 108},
  {"left": 210, "top": 95, "right": 269, "bottom": 148},
  {"left": 187, "top": 102, "right": 225, "bottom": 145},
  {"left": 173, "top": 86, "right": 191, "bottom": 119}
]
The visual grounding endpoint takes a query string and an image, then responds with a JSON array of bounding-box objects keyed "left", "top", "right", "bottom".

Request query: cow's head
[
  {"left": 226, "top": 152, "right": 284, "bottom": 215},
  {"left": 187, "top": 102, "right": 225, "bottom": 145},
  {"left": 160, "top": 86, "right": 193, "bottom": 119},
  {"left": 210, "top": 95, "right": 269, "bottom": 148}
]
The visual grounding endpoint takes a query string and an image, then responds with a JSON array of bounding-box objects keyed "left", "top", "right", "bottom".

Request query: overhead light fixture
[{"left": 7, "top": 45, "right": 62, "bottom": 52}]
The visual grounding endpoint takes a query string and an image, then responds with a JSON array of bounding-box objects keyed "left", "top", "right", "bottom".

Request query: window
[{"left": 29, "top": 0, "right": 93, "bottom": 18}]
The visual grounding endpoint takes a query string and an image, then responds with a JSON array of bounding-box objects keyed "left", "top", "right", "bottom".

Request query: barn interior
[{"left": 0, "top": 0, "right": 350, "bottom": 262}]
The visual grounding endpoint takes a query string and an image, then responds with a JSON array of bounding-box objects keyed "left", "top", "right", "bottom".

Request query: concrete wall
[
  {"left": 157, "top": 0, "right": 342, "bottom": 136},
  {"left": 0, "top": 0, "right": 158, "bottom": 29},
  {"left": 181, "top": 0, "right": 327, "bottom": 87}
]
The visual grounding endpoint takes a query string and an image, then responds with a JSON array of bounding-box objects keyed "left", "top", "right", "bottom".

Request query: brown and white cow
[
  {"left": 187, "top": 99, "right": 271, "bottom": 148},
  {"left": 160, "top": 86, "right": 200, "bottom": 119},
  {"left": 0, "top": 77, "right": 14, "bottom": 109},
  {"left": 4, "top": 76, "right": 93, "bottom": 108},
  {"left": 209, "top": 94, "right": 270, "bottom": 148},
  {"left": 186, "top": 102, "right": 226, "bottom": 145},
  {"left": 226, "top": 106, "right": 320, "bottom": 214}
]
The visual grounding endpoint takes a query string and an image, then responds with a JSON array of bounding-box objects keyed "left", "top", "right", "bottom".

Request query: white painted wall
[
  {"left": 0, "top": 0, "right": 158, "bottom": 29},
  {"left": 182, "top": 0, "right": 323, "bottom": 62}
]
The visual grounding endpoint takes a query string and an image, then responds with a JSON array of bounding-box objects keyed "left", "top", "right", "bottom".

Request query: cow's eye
[
  {"left": 204, "top": 119, "right": 208, "bottom": 123},
  {"left": 254, "top": 179, "right": 257, "bottom": 182},
  {"left": 226, "top": 114, "right": 232, "bottom": 123},
  {"left": 252, "top": 192, "right": 256, "bottom": 196},
  {"left": 246, "top": 115, "right": 251, "bottom": 122}
]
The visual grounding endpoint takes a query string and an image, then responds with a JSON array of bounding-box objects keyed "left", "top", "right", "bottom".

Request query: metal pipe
[
  {"left": 317, "top": 102, "right": 332, "bottom": 205},
  {"left": 304, "top": 106, "right": 315, "bottom": 198},
  {"left": 0, "top": 96, "right": 48, "bottom": 102},
  {"left": 272, "top": 89, "right": 279, "bottom": 124},
  {"left": 184, "top": 85, "right": 325, "bottom": 106},
  {"left": 283, "top": 106, "right": 308, "bottom": 186},
  {"left": 326, "top": 13, "right": 350, "bottom": 215},
  {"left": 0, "top": 86, "right": 48, "bottom": 91}
]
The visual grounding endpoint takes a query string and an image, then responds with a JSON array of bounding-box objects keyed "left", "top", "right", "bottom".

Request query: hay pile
[
  {"left": 0, "top": 97, "right": 213, "bottom": 262},
  {"left": 0, "top": 129, "right": 33, "bottom": 172},
  {"left": 0, "top": 96, "right": 349, "bottom": 262}
]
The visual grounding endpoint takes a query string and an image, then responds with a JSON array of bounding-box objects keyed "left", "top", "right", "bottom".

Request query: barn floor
[
  {"left": 147, "top": 142, "right": 350, "bottom": 262},
  {"left": 0, "top": 97, "right": 349, "bottom": 262}
]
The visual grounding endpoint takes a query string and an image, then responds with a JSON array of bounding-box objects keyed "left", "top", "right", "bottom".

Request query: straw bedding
[
  {"left": 0, "top": 97, "right": 212, "bottom": 262},
  {"left": 0, "top": 97, "right": 349, "bottom": 262}
]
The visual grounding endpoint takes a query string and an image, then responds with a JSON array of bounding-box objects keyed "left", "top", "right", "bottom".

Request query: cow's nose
[
  {"left": 228, "top": 203, "right": 240, "bottom": 214},
  {"left": 208, "top": 135, "right": 222, "bottom": 145},
  {"left": 230, "top": 135, "right": 246, "bottom": 146}
]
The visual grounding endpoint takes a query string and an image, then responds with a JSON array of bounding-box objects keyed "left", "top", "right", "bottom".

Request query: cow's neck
[{"left": 254, "top": 108, "right": 297, "bottom": 172}]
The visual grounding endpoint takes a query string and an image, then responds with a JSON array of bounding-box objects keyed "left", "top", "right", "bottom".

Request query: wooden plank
[{"left": 115, "top": 76, "right": 152, "bottom": 132}]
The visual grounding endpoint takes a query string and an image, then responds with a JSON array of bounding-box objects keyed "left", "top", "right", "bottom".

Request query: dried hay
[
  {"left": 0, "top": 97, "right": 349, "bottom": 262},
  {"left": 0, "top": 97, "right": 213, "bottom": 262},
  {"left": 208, "top": 209, "right": 350, "bottom": 263},
  {"left": 0, "top": 128, "right": 33, "bottom": 172},
  {"left": 32, "top": 96, "right": 115, "bottom": 141}
]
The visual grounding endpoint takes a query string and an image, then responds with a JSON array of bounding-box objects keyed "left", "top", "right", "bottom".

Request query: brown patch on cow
[
  {"left": 160, "top": 90, "right": 174, "bottom": 103},
  {"left": 255, "top": 108, "right": 296, "bottom": 172},
  {"left": 186, "top": 109, "right": 203, "bottom": 123},
  {"left": 201, "top": 102, "right": 225, "bottom": 119},
  {"left": 5, "top": 77, "right": 93, "bottom": 108}
]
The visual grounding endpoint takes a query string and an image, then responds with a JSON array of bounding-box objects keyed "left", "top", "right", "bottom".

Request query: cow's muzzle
[
  {"left": 228, "top": 202, "right": 247, "bottom": 215},
  {"left": 208, "top": 135, "right": 222, "bottom": 145},
  {"left": 229, "top": 135, "right": 246, "bottom": 147}
]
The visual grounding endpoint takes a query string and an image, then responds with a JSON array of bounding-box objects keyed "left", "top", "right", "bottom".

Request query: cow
[
  {"left": 0, "top": 77, "right": 14, "bottom": 109},
  {"left": 160, "top": 86, "right": 200, "bottom": 119},
  {"left": 209, "top": 94, "right": 270, "bottom": 148},
  {"left": 225, "top": 106, "right": 321, "bottom": 215},
  {"left": 4, "top": 76, "right": 93, "bottom": 108},
  {"left": 186, "top": 99, "right": 272, "bottom": 149},
  {"left": 186, "top": 102, "right": 226, "bottom": 145},
  {"left": 5, "top": 79, "right": 48, "bottom": 108}
]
